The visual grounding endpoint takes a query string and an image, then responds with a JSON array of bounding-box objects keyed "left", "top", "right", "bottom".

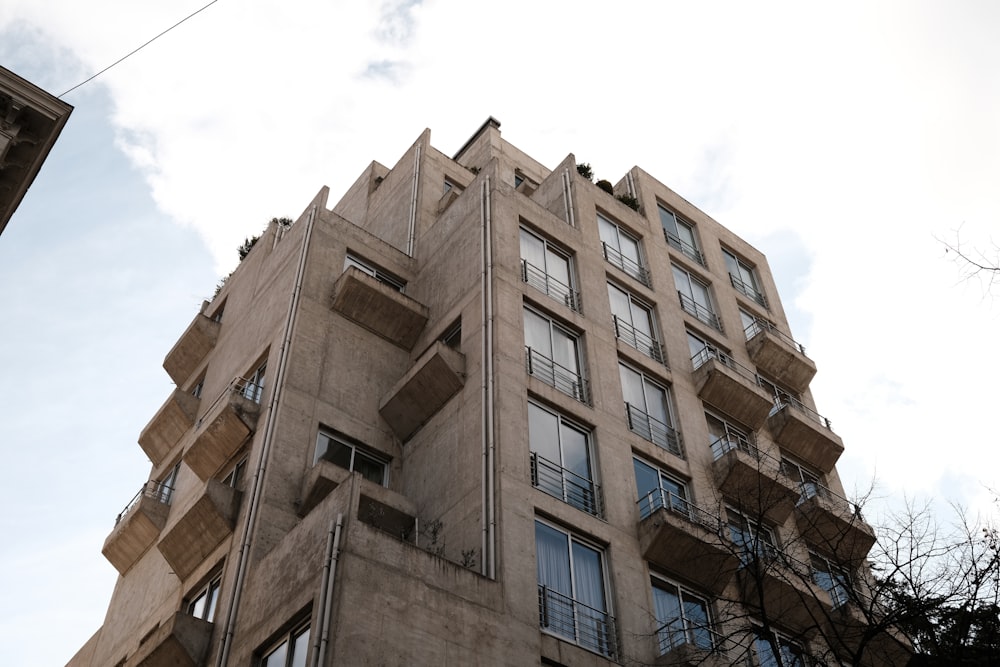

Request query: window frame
[
  {"left": 523, "top": 306, "right": 589, "bottom": 404},
  {"left": 520, "top": 226, "right": 580, "bottom": 312},
  {"left": 607, "top": 282, "right": 664, "bottom": 364},
  {"left": 810, "top": 551, "right": 852, "bottom": 608},
  {"left": 344, "top": 252, "right": 405, "bottom": 292},
  {"left": 259, "top": 620, "right": 311, "bottom": 667},
  {"left": 748, "top": 625, "right": 808, "bottom": 667},
  {"left": 597, "top": 213, "right": 650, "bottom": 287},
  {"left": 657, "top": 204, "right": 704, "bottom": 266},
  {"left": 727, "top": 507, "right": 779, "bottom": 564},
  {"left": 651, "top": 575, "right": 716, "bottom": 656},
  {"left": 186, "top": 572, "right": 222, "bottom": 623},
  {"left": 314, "top": 429, "right": 389, "bottom": 486},
  {"left": 633, "top": 456, "right": 690, "bottom": 520},
  {"left": 619, "top": 363, "right": 683, "bottom": 457},
  {"left": 242, "top": 360, "right": 267, "bottom": 403},
  {"left": 528, "top": 402, "right": 601, "bottom": 517},
  {"left": 672, "top": 265, "right": 721, "bottom": 331},
  {"left": 722, "top": 248, "right": 767, "bottom": 309}
]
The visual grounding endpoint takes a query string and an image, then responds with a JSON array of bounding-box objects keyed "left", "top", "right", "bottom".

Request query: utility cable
[{"left": 59, "top": 0, "right": 220, "bottom": 98}]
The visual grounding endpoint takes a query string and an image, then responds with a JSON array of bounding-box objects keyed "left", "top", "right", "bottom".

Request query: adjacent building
[{"left": 69, "top": 119, "right": 906, "bottom": 666}]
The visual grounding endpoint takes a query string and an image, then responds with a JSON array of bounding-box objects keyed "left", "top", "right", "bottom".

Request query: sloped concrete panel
[
  {"left": 379, "top": 343, "right": 465, "bottom": 440},
  {"left": 139, "top": 389, "right": 200, "bottom": 466},
  {"left": 102, "top": 490, "right": 170, "bottom": 575},
  {"left": 125, "top": 612, "right": 213, "bottom": 667},
  {"left": 767, "top": 405, "right": 844, "bottom": 473},
  {"left": 163, "top": 314, "right": 220, "bottom": 385},
  {"left": 746, "top": 328, "right": 817, "bottom": 394},
  {"left": 693, "top": 358, "right": 773, "bottom": 429},
  {"left": 330, "top": 267, "right": 429, "bottom": 350},
  {"left": 712, "top": 449, "right": 798, "bottom": 523},
  {"left": 638, "top": 509, "right": 738, "bottom": 595},
  {"left": 796, "top": 492, "right": 876, "bottom": 566},
  {"left": 184, "top": 391, "right": 259, "bottom": 480},
  {"left": 157, "top": 480, "right": 239, "bottom": 580}
]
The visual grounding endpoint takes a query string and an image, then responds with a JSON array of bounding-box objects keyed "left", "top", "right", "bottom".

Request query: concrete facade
[{"left": 69, "top": 119, "right": 897, "bottom": 667}]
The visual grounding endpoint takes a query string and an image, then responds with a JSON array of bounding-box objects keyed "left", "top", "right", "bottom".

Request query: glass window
[
  {"left": 535, "top": 520, "right": 615, "bottom": 657},
  {"left": 619, "top": 363, "right": 682, "bottom": 457},
  {"left": 751, "top": 626, "right": 807, "bottom": 667},
  {"left": 344, "top": 253, "right": 405, "bottom": 292},
  {"left": 608, "top": 283, "right": 663, "bottom": 363},
  {"left": 598, "top": 214, "right": 649, "bottom": 286},
  {"left": 261, "top": 623, "right": 310, "bottom": 667},
  {"left": 520, "top": 228, "right": 579, "bottom": 311},
  {"left": 672, "top": 265, "right": 721, "bottom": 331},
  {"left": 811, "top": 552, "right": 851, "bottom": 607},
  {"left": 652, "top": 578, "right": 714, "bottom": 655},
  {"left": 728, "top": 508, "right": 778, "bottom": 564},
  {"left": 529, "top": 403, "right": 600, "bottom": 517},
  {"left": 706, "top": 413, "right": 754, "bottom": 459},
  {"left": 155, "top": 462, "right": 180, "bottom": 504},
  {"left": 780, "top": 457, "right": 823, "bottom": 499},
  {"left": 243, "top": 361, "right": 266, "bottom": 403},
  {"left": 222, "top": 458, "right": 248, "bottom": 490},
  {"left": 722, "top": 248, "right": 767, "bottom": 308},
  {"left": 524, "top": 307, "right": 588, "bottom": 403},
  {"left": 633, "top": 457, "right": 689, "bottom": 519},
  {"left": 187, "top": 574, "right": 221, "bottom": 622},
  {"left": 658, "top": 205, "right": 704, "bottom": 265},
  {"left": 315, "top": 430, "right": 388, "bottom": 486}
]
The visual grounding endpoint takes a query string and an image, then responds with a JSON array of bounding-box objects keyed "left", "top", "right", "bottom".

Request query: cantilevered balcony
[
  {"left": 124, "top": 612, "right": 213, "bottom": 667},
  {"left": 330, "top": 266, "right": 428, "bottom": 350},
  {"left": 796, "top": 485, "right": 876, "bottom": 566},
  {"left": 691, "top": 347, "right": 773, "bottom": 429},
  {"left": 183, "top": 378, "right": 261, "bottom": 480},
  {"left": 157, "top": 479, "right": 240, "bottom": 580},
  {"left": 825, "top": 605, "right": 913, "bottom": 667},
  {"left": 736, "top": 550, "right": 827, "bottom": 634},
  {"left": 637, "top": 492, "right": 737, "bottom": 595},
  {"left": 711, "top": 436, "right": 797, "bottom": 523},
  {"left": 744, "top": 319, "right": 816, "bottom": 393},
  {"left": 139, "top": 389, "right": 200, "bottom": 467},
  {"left": 379, "top": 342, "right": 465, "bottom": 441},
  {"left": 102, "top": 481, "right": 173, "bottom": 575},
  {"left": 767, "top": 397, "right": 843, "bottom": 473},
  {"left": 163, "top": 313, "right": 220, "bottom": 385}
]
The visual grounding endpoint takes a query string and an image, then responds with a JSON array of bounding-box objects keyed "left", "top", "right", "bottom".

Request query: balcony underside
[
  {"left": 767, "top": 406, "right": 844, "bottom": 473},
  {"left": 379, "top": 343, "right": 465, "bottom": 441},
  {"left": 694, "top": 359, "right": 773, "bottom": 429},
  {"left": 163, "top": 314, "right": 220, "bottom": 385},
  {"left": 157, "top": 480, "right": 240, "bottom": 580},
  {"left": 713, "top": 450, "right": 797, "bottom": 523},
  {"left": 746, "top": 330, "right": 816, "bottom": 394},
  {"left": 139, "top": 389, "right": 199, "bottom": 466},
  {"left": 796, "top": 495, "right": 876, "bottom": 566},
  {"left": 638, "top": 509, "right": 738, "bottom": 595},
  {"left": 330, "top": 267, "right": 428, "bottom": 350},
  {"left": 299, "top": 460, "right": 352, "bottom": 516},
  {"left": 737, "top": 562, "right": 826, "bottom": 633},
  {"left": 125, "top": 612, "right": 213, "bottom": 667},
  {"left": 102, "top": 494, "right": 170, "bottom": 575},
  {"left": 184, "top": 393, "right": 259, "bottom": 480}
]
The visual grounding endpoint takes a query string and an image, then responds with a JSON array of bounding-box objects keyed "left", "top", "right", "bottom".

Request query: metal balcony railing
[
  {"left": 625, "top": 402, "right": 684, "bottom": 458},
  {"left": 663, "top": 229, "right": 705, "bottom": 266},
  {"left": 637, "top": 489, "right": 724, "bottom": 534},
  {"left": 771, "top": 392, "right": 834, "bottom": 431},
  {"left": 531, "top": 452, "right": 603, "bottom": 518},
  {"left": 197, "top": 376, "right": 264, "bottom": 428},
  {"left": 538, "top": 585, "right": 618, "bottom": 659},
  {"left": 602, "top": 242, "right": 651, "bottom": 287},
  {"left": 729, "top": 273, "right": 768, "bottom": 308},
  {"left": 797, "top": 480, "right": 865, "bottom": 520},
  {"left": 691, "top": 346, "right": 759, "bottom": 388},
  {"left": 114, "top": 480, "right": 174, "bottom": 525},
  {"left": 525, "top": 347, "right": 590, "bottom": 405},
  {"left": 743, "top": 318, "right": 807, "bottom": 356},
  {"left": 521, "top": 260, "right": 581, "bottom": 312},
  {"left": 677, "top": 292, "right": 722, "bottom": 331},
  {"left": 612, "top": 315, "right": 666, "bottom": 365},
  {"left": 656, "top": 617, "right": 725, "bottom": 656}
]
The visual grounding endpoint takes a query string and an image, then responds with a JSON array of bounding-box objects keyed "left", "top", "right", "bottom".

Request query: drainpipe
[
  {"left": 314, "top": 514, "right": 343, "bottom": 667},
  {"left": 480, "top": 176, "right": 496, "bottom": 579},
  {"left": 561, "top": 168, "right": 576, "bottom": 228},
  {"left": 217, "top": 206, "right": 318, "bottom": 666},
  {"left": 406, "top": 145, "right": 421, "bottom": 257}
]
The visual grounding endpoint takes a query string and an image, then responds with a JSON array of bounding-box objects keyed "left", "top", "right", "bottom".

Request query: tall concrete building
[{"left": 70, "top": 119, "right": 904, "bottom": 667}]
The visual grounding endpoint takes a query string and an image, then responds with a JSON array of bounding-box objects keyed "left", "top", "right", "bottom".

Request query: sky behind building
[{"left": 1, "top": 2, "right": 998, "bottom": 665}]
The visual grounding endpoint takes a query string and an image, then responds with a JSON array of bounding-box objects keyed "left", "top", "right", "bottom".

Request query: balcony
[
  {"left": 163, "top": 313, "right": 220, "bottom": 385},
  {"left": 736, "top": 551, "right": 826, "bottom": 633},
  {"left": 613, "top": 316, "right": 666, "bottom": 365},
  {"left": 124, "top": 612, "right": 213, "bottom": 667},
  {"left": 538, "top": 585, "right": 619, "bottom": 660},
  {"left": 602, "top": 242, "right": 651, "bottom": 287},
  {"left": 711, "top": 438, "right": 797, "bottom": 524},
  {"left": 825, "top": 605, "right": 913, "bottom": 667},
  {"left": 183, "top": 378, "right": 261, "bottom": 480},
  {"left": 102, "top": 482, "right": 173, "bottom": 575},
  {"left": 525, "top": 346, "right": 590, "bottom": 405},
  {"left": 677, "top": 292, "right": 722, "bottom": 332},
  {"left": 637, "top": 493, "right": 737, "bottom": 595},
  {"left": 157, "top": 479, "right": 240, "bottom": 580},
  {"left": 654, "top": 621, "right": 730, "bottom": 667},
  {"left": 531, "top": 452, "right": 603, "bottom": 518},
  {"left": 521, "top": 259, "right": 581, "bottom": 312},
  {"left": 796, "top": 486, "right": 876, "bottom": 566},
  {"left": 744, "top": 319, "right": 816, "bottom": 393},
  {"left": 663, "top": 229, "right": 705, "bottom": 267},
  {"left": 139, "top": 389, "right": 200, "bottom": 467},
  {"left": 767, "top": 398, "right": 843, "bottom": 473},
  {"left": 691, "top": 348, "right": 773, "bottom": 429},
  {"left": 330, "top": 266, "right": 428, "bottom": 350},
  {"left": 729, "top": 273, "right": 768, "bottom": 309},
  {"left": 625, "top": 402, "right": 684, "bottom": 458},
  {"left": 379, "top": 342, "right": 465, "bottom": 441}
]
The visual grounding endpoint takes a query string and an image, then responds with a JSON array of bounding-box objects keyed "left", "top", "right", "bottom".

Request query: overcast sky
[{"left": 1, "top": 1, "right": 998, "bottom": 665}]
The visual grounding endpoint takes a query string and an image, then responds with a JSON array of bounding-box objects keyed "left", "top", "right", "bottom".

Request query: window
[
  {"left": 443, "top": 177, "right": 460, "bottom": 195},
  {"left": 439, "top": 319, "right": 461, "bottom": 349},
  {"left": 652, "top": 577, "right": 715, "bottom": 655},
  {"left": 749, "top": 626, "right": 807, "bottom": 667},
  {"left": 524, "top": 307, "right": 589, "bottom": 404},
  {"left": 723, "top": 248, "right": 767, "bottom": 308},
  {"left": 757, "top": 375, "right": 799, "bottom": 412},
  {"left": 658, "top": 205, "right": 704, "bottom": 265},
  {"left": 811, "top": 552, "right": 851, "bottom": 607},
  {"left": 344, "top": 253, "right": 405, "bottom": 292},
  {"left": 191, "top": 377, "right": 205, "bottom": 399},
  {"left": 260, "top": 622, "right": 310, "bottom": 667},
  {"left": 728, "top": 508, "right": 778, "bottom": 564},
  {"left": 186, "top": 574, "right": 221, "bottom": 622},
  {"left": 154, "top": 462, "right": 180, "bottom": 504},
  {"left": 780, "top": 457, "right": 823, "bottom": 499},
  {"left": 528, "top": 403, "right": 600, "bottom": 517},
  {"left": 222, "top": 457, "right": 248, "bottom": 490},
  {"left": 633, "top": 457, "right": 690, "bottom": 520},
  {"left": 211, "top": 301, "right": 225, "bottom": 323},
  {"left": 597, "top": 214, "right": 650, "bottom": 286},
  {"left": 706, "top": 413, "right": 755, "bottom": 459},
  {"left": 620, "top": 363, "right": 682, "bottom": 457},
  {"left": 314, "top": 430, "right": 388, "bottom": 486},
  {"left": 243, "top": 361, "right": 266, "bottom": 403},
  {"left": 608, "top": 283, "right": 664, "bottom": 364},
  {"left": 520, "top": 227, "right": 580, "bottom": 311},
  {"left": 672, "top": 265, "right": 721, "bottom": 331},
  {"left": 535, "top": 520, "right": 616, "bottom": 658}
]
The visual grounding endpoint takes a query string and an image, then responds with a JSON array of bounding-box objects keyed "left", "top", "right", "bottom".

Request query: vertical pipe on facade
[
  {"left": 480, "top": 176, "right": 497, "bottom": 580},
  {"left": 315, "top": 514, "right": 343, "bottom": 667},
  {"left": 311, "top": 519, "right": 335, "bottom": 662},
  {"left": 406, "top": 145, "right": 420, "bottom": 257},
  {"left": 562, "top": 169, "right": 576, "bottom": 228},
  {"left": 217, "top": 207, "right": 318, "bottom": 667}
]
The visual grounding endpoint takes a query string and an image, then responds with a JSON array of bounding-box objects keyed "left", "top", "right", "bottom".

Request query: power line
[{"left": 59, "top": 0, "right": 220, "bottom": 98}]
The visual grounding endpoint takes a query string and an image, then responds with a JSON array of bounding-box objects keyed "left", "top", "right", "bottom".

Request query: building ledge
[
  {"left": 298, "top": 460, "right": 352, "bottom": 516},
  {"left": 125, "top": 612, "right": 213, "bottom": 667},
  {"left": 139, "top": 389, "right": 199, "bottom": 467},
  {"left": 736, "top": 558, "right": 827, "bottom": 634},
  {"left": 712, "top": 447, "right": 798, "bottom": 524},
  {"left": 163, "top": 313, "right": 220, "bottom": 385},
  {"left": 330, "top": 266, "right": 428, "bottom": 349},
  {"left": 102, "top": 485, "right": 171, "bottom": 575},
  {"left": 693, "top": 356, "right": 773, "bottom": 429},
  {"left": 379, "top": 342, "right": 465, "bottom": 440},
  {"left": 638, "top": 507, "right": 737, "bottom": 595},
  {"left": 156, "top": 479, "right": 240, "bottom": 580},
  {"left": 745, "top": 324, "right": 816, "bottom": 393},
  {"left": 796, "top": 491, "right": 876, "bottom": 566},
  {"left": 183, "top": 380, "right": 260, "bottom": 480},
  {"left": 767, "top": 404, "right": 843, "bottom": 473}
]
